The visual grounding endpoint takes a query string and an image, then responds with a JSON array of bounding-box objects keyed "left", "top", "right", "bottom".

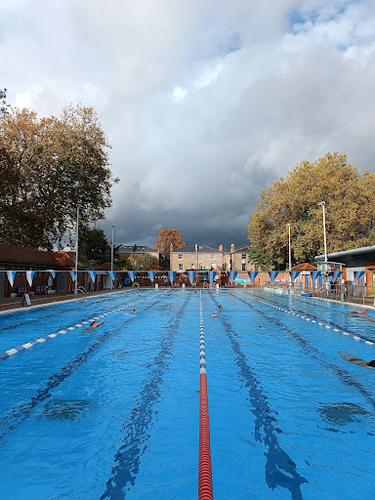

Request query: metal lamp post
[
  {"left": 318, "top": 202, "right": 328, "bottom": 264},
  {"left": 74, "top": 204, "right": 81, "bottom": 295},
  {"left": 287, "top": 224, "right": 291, "bottom": 272},
  {"left": 110, "top": 225, "right": 115, "bottom": 290}
]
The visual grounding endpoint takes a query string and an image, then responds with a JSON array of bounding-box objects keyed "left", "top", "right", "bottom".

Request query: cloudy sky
[{"left": 2, "top": 0, "right": 375, "bottom": 251}]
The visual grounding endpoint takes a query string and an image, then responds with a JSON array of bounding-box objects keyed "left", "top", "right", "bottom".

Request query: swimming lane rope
[
  {"left": 198, "top": 291, "right": 213, "bottom": 500},
  {"left": 0, "top": 292, "right": 163, "bottom": 362}
]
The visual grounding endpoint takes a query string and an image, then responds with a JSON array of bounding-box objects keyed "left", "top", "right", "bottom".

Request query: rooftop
[{"left": 0, "top": 244, "right": 74, "bottom": 268}]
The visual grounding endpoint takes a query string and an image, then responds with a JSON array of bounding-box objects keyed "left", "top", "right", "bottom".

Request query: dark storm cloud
[{"left": 2, "top": 0, "right": 375, "bottom": 249}]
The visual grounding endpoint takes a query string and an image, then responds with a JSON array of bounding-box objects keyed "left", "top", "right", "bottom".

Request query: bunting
[
  {"left": 168, "top": 271, "right": 176, "bottom": 284},
  {"left": 228, "top": 271, "right": 238, "bottom": 283},
  {"left": 331, "top": 271, "right": 342, "bottom": 282},
  {"left": 106, "top": 271, "right": 116, "bottom": 281},
  {"left": 87, "top": 271, "right": 97, "bottom": 282},
  {"left": 26, "top": 270, "right": 35, "bottom": 287},
  {"left": 127, "top": 271, "right": 136, "bottom": 282},
  {"left": 268, "top": 271, "right": 279, "bottom": 282},
  {"left": 248, "top": 271, "right": 259, "bottom": 283},
  {"left": 187, "top": 271, "right": 196, "bottom": 284},
  {"left": 7, "top": 271, "right": 16, "bottom": 287},
  {"left": 69, "top": 271, "right": 76, "bottom": 281},
  {"left": 353, "top": 271, "right": 365, "bottom": 281},
  {"left": 47, "top": 269, "right": 56, "bottom": 279},
  {"left": 310, "top": 271, "right": 321, "bottom": 281},
  {"left": 147, "top": 271, "right": 156, "bottom": 282},
  {"left": 290, "top": 271, "right": 300, "bottom": 282},
  {"left": 208, "top": 271, "right": 217, "bottom": 285}
]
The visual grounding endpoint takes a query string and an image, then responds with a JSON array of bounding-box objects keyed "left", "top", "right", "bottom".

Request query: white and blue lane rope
[
  {"left": 0, "top": 292, "right": 163, "bottom": 362},
  {"left": 200, "top": 291, "right": 206, "bottom": 375},
  {"left": 252, "top": 295, "right": 375, "bottom": 347}
]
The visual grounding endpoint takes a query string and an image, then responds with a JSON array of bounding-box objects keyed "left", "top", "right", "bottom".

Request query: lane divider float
[
  {"left": 0, "top": 292, "right": 163, "bottom": 362},
  {"left": 198, "top": 291, "right": 213, "bottom": 500},
  {"left": 250, "top": 293, "right": 375, "bottom": 347}
]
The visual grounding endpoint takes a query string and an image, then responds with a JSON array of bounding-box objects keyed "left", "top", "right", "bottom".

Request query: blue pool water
[{"left": 0, "top": 288, "right": 375, "bottom": 499}]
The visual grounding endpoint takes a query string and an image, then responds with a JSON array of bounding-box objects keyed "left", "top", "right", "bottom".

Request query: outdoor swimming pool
[{"left": 0, "top": 288, "right": 374, "bottom": 499}]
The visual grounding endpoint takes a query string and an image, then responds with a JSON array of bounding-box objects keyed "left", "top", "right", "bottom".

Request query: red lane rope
[
  {"left": 198, "top": 292, "right": 213, "bottom": 499},
  {"left": 199, "top": 372, "right": 213, "bottom": 499}
]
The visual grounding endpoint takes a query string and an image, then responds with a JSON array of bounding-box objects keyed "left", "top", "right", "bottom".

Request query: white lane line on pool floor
[{"left": 0, "top": 292, "right": 163, "bottom": 362}]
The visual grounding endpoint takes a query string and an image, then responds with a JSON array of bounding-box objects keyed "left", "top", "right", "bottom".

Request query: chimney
[
  {"left": 170, "top": 242, "right": 173, "bottom": 253},
  {"left": 230, "top": 243, "right": 235, "bottom": 253},
  {"left": 219, "top": 244, "right": 223, "bottom": 252}
]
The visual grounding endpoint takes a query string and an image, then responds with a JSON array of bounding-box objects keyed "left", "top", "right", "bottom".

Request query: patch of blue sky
[{"left": 288, "top": 0, "right": 361, "bottom": 34}]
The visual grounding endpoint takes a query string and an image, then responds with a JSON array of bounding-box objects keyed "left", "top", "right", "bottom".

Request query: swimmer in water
[
  {"left": 131, "top": 309, "right": 138, "bottom": 314},
  {"left": 338, "top": 351, "right": 375, "bottom": 370},
  {"left": 211, "top": 312, "right": 218, "bottom": 317},
  {"left": 82, "top": 320, "right": 104, "bottom": 332},
  {"left": 218, "top": 305, "right": 223, "bottom": 310},
  {"left": 348, "top": 310, "right": 367, "bottom": 314}
]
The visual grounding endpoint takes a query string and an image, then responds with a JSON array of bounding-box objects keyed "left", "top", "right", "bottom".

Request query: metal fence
[{"left": 265, "top": 281, "right": 375, "bottom": 307}]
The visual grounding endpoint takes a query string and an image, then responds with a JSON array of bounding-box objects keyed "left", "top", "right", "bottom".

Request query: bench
[{"left": 16, "top": 286, "right": 28, "bottom": 297}]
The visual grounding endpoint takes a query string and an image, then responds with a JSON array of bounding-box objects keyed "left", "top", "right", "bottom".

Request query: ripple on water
[{"left": 38, "top": 397, "right": 95, "bottom": 421}]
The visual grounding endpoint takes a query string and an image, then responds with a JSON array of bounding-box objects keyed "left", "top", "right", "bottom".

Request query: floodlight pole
[
  {"left": 74, "top": 204, "right": 81, "bottom": 295},
  {"left": 318, "top": 202, "right": 328, "bottom": 264},
  {"left": 110, "top": 225, "right": 115, "bottom": 290},
  {"left": 287, "top": 224, "right": 291, "bottom": 272}
]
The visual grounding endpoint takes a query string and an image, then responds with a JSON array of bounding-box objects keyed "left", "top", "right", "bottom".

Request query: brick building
[
  {"left": 170, "top": 244, "right": 226, "bottom": 272},
  {"left": 0, "top": 244, "right": 75, "bottom": 298}
]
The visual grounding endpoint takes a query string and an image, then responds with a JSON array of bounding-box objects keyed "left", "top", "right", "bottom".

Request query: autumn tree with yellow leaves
[
  {"left": 246, "top": 152, "right": 375, "bottom": 269},
  {"left": 155, "top": 228, "right": 185, "bottom": 268},
  {"left": 0, "top": 102, "right": 118, "bottom": 249}
]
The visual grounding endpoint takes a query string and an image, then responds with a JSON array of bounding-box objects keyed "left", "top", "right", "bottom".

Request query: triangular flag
[
  {"left": 248, "top": 271, "right": 259, "bottom": 283},
  {"left": 290, "top": 271, "right": 300, "bottom": 281},
  {"left": 311, "top": 271, "right": 321, "bottom": 281},
  {"left": 69, "top": 271, "right": 76, "bottom": 281},
  {"left": 228, "top": 271, "right": 237, "bottom": 283},
  {"left": 107, "top": 271, "right": 116, "bottom": 281},
  {"left": 47, "top": 269, "right": 56, "bottom": 279},
  {"left": 26, "top": 270, "right": 35, "bottom": 287},
  {"left": 127, "top": 271, "right": 136, "bottom": 282},
  {"left": 269, "top": 271, "right": 279, "bottom": 282},
  {"left": 353, "top": 271, "right": 365, "bottom": 281},
  {"left": 7, "top": 270, "right": 16, "bottom": 287},
  {"left": 208, "top": 271, "right": 217, "bottom": 285},
  {"left": 187, "top": 271, "right": 196, "bottom": 284},
  {"left": 331, "top": 271, "right": 342, "bottom": 282},
  {"left": 168, "top": 271, "right": 176, "bottom": 284},
  {"left": 87, "top": 271, "right": 96, "bottom": 282},
  {"left": 147, "top": 271, "right": 156, "bottom": 282}
]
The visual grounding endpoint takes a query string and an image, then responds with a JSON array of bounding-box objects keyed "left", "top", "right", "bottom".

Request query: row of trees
[
  {"left": 0, "top": 88, "right": 118, "bottom": 250},
  {"left": 247, "top": 152, "right": 375, "bottom": 269}
]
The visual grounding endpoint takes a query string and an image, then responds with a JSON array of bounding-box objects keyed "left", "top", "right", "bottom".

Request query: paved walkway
[{"left": 0, "top": 289, "right": 123, "bottom": 314}]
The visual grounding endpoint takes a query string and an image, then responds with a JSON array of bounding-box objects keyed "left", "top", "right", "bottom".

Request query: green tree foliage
[
  {"left": 155, "top": 228, "right": 185, "bottom": 268},
  {"left": 79, "top": 227, "right": 120, "bottom": 265},
  {"left": 247, "top": 152, "right": 375, "bottom": 269},
  {"left": 0, "top": 104, "right": 118, "bottom": 249},
  {"left": 125, "top": 253, "right": 160, "bottom": 270}
]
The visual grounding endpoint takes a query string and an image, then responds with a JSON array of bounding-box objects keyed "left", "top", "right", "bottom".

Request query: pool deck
[{"left": 0, "top": 289, "right": 124, "bottom": 315}]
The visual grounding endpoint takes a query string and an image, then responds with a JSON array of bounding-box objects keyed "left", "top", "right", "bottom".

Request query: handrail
[{"left": 77, "top": 286, "right": 88, "bottom": 293}]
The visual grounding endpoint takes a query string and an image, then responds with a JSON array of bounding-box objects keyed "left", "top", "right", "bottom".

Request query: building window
[
  {"left": 211, "top": 254, "right": 216, "bottom": 260},
  {"left": 191, "top": 263, "right": 195, "bottom": 269},
  {"left": 178, "top": 254, "right": 183, "bottom": 260},
  {"left": 242, "top": 254, "right": 246, "bottom": 260},
  {"left": 179, "top": 263, "right": 183, "bottom": 271},
  {"left": 199, "top": 263, "right": 203, "bottom": 269},
  {"left": 211, "top": 263, "right": 216, "bottom": 269},
  {"left": 242, "top": 264, "right": 246, "bottom": 271}
]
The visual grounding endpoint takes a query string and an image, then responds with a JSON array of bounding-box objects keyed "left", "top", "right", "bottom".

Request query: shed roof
[
  {"left": 291, "top": 263, "right": 317, "bottom": 271},
  {"left": 0, "top": 244, "right": 74, "bottom": 268}
]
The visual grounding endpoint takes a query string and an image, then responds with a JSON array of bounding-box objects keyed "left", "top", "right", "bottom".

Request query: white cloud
[{"left": 1, "top": 0, "right": 375, "bottom": 248}]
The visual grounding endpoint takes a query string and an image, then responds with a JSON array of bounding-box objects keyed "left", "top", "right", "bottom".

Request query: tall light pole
[
  {"left": 318, "top": 202, "right": 328, "bottom": 265},
  {"left": 74, "top": 204, "right": 81, "bottom": 295},
  {"left": 110, "top": 225, "right": 115, "bottom": 290},
  {"left": 287, "top": 223, "right": 292, "bottom": 272}
]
